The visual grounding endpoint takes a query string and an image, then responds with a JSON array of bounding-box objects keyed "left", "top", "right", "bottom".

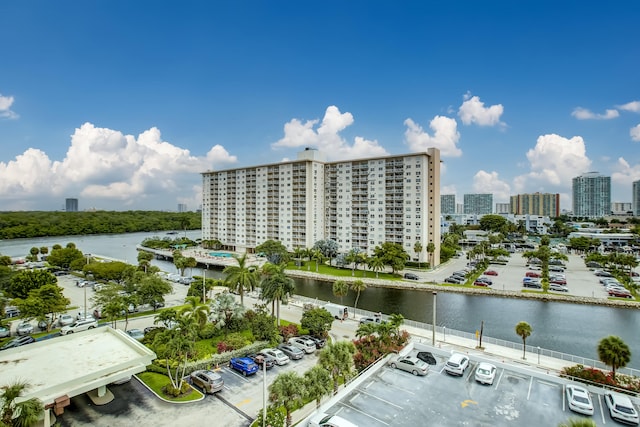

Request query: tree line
[{"left": 0, "top": 211, "right": 201, "bottom": 239}]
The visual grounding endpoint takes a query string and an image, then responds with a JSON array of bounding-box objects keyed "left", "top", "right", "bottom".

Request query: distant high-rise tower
[
  {"left": 633, "top": 180, "right": 640, "bottom": 216},
  {"left": 177, "top": 203, "right": 188, "bottom": 213},
  {"left": 572, "top": 172, "right": 611, "bottom": 218},
  {"left": 463, "top": 194, "right": 493, "bottom": 215},
  {"left": 441, "top": 194, "right": 456, "bottom": 215},
  {"left": 65, "top": 198, "right": 78, "bottom": 212},
  {"left": 510, "top": 193, "right": 560, "bottom": 217},
  {"left": 495, "top": 203, "right": 510, "bottom": 214}
]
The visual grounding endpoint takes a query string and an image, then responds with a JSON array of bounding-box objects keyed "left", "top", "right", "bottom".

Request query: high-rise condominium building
[
  {"left": 177, "top": 203, "right": 188, "bottom": 213},
  {"left": 611, "top": 202, "right": 632, "bottom": 215},
  {"left": 633, "top": 180, "right": 640, "bottom": 216},
  {"left": 65, "top": 198, "right": 78, "bottom": 212},
  {"left": 441, "top": 194, "right": 456, "bottom": 215},
  {"left": 510, "top": 193, "right": 560, "bottom": 217},
  {"left": 202, "top": 148, "right": 441, "bottom": 265},
  {"left": 463, "top": 194, "right": 493, "bottom": 215},
  {"left": 572, "top": 172, "right": 611, "bottom": 218},
  {"left": 495, "top": 203, "right": 510, "bottom": 214}
]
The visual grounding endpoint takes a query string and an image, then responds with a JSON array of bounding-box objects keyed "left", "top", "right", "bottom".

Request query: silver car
[
  {"left": 277, "top": 343, "right": 304, "bottom": 360},
  {"left": 260, "top": 348, "right": 290, "bottom": 365},
  {"left": 16, "top": 321, "right": 34, "bottom": 336},
  {"left": 389, "top": 355, "right": 429, "bottom": 376}
]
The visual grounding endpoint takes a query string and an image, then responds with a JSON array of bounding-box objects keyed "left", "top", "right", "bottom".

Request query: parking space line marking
[
  {"left": 354, "top": 389, "right": 403, "bottom": 410},
  {"left": 494, "top": 368, "right": 505, "bottom": 389},
  {"left": 562, "top": 385, "right": 566, "bottom": 412},
  {"left": 338, "top": 402, "right": 390, "bottom": 426},
  {"left": 527, "top": 376, "right": 533, "bottom": 400},
  {"left": 596, "top": 394, "right": 606, "bottom": 424},
  {"left": 537, "top": 379, "right": 559, "bottom": 388},
  {"left": 222, "top": 367, "right": 251, "bottom": 383},
  {"left": 215, "top": 394, "right": 254, "bottom": 422}
]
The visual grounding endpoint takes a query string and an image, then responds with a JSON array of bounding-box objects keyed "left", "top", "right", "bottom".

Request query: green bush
[
  {"left": 560, "top": 364, "right": 640, "bottom": 393},
  {"left": 198, "top": 323, "right": 218, "bottom": 339},
  {"left": 162, "top": 381, "right": 191, "bottom": 397}
]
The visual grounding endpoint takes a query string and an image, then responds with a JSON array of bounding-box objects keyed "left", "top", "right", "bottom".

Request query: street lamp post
[
  {"left": 432, "top": 291, "right": 437, "bottom": 345},
  {"left": 537, "top": 346, "right": 541, "bottom": 365},
  {"left": 262, "top": 361, "right": 267, "bottom": 427}
]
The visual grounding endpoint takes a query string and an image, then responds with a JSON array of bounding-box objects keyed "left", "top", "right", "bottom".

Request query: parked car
[
  {"left": 522, "top": 278, "right": 541, "bottom": 288},
  {"left": 0, "top": 335, "right": 35, "bottom": 351},
  {"left": 549, "top": 265, "right": 565, "bottom": 272},
  {"left": 309, "top": 413, "right": 358, "bottom": 427},
  {"left": 277, "top": 343, "right": 305, "bottom": 360},
  {"left": 609, "top": 288, "right": 633, "bottom": 298},
  {"left": 473, "top": 279, "right": 490, "bottom": 287},
  {"left": 248, "top": 353, "right": 275, "bottom": 370},
  {"left": 444, "top": 353, "right": 469, "bottom": 376},
  {"left": 525, "top": 271, "right": 541, "bottom": 278},
  {"left": 483, "top": 270, "right": 498, "bottom": 276},
  {"left": 474, "top": 362, "right": 497, "bottom": 385},
  {"left": 549, "top": 283, "right": 569, "bottom": 292},
  {"left": 403, "top": 272, "right": 419, "bottom": 280},
  {"left": 595, "top": 270, "right": 613, "bottom": 277},
  {"left": 445, "top": 276, "right": 464, "bottom": 284},
  {"left": 359, "top": 316, "right": 386, "bottom": 326},
  {"left": 58, "top": 314, "right": 75, "bottom": 326},
  {"left": 16, "top": 321, "right": 33, "bottom": 336},
  {"left": 0, "top": 325, "right": 10, "bottom": 338},
  {"left": 416, "top": 351, "right": 437, "bottom": 365},
  {"left": 4, "top": 307, "right": 20, "bottom": 318},
  {"left": 126, "top": 329, "right": 145, "bottom": 341},
  {"left": 299, "top": 335, "right": 326, "bottom": 349},
  {"left": 565, "top": 384, "right": 594, "bottom": 416},
  {"left": 388, "top": 355, "right": 429, "bottom": 376},
  {"left": 289, "top": 336, "right": 316, "bottom": 353},
  {"left": 604, "top": 391, "right": 639, "bottom": 425},
  {"left": 60, "top": 318, "right": 98, "bottom": 335},
  {"left": 190, "top": 369, "right": 224, "bottom": 394},
  {"left": 549, "top": 277, "right": 567, "bottom": 285},
  {"left": 229, "top": 357, "right": 259, "bottom": 376},
  {"left": 143, "top": 325, "right": 165, "bottom": 335},
  {"left": 474, "top": 277, "right": 492, "bottom": 286},
  {"left": 260, "top": 348, "right": 290, "bottom": 365}
]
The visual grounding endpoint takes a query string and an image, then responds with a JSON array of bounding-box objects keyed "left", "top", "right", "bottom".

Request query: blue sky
[{"left": 1, "top": 1, "right": 639, "bottom": 212}]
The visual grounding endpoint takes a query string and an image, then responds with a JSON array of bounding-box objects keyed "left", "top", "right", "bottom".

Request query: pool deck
[{"left": 136, "top": 246, "right": 266, "bottom": 269}]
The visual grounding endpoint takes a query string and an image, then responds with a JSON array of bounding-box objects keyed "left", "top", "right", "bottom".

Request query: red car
[
  {"left": 473, "top": 279, "right": 490, "bottom": 287},
  {"left": 608, "top": 288, "right": 633, "bottom": 298},
  {"left": 483, "top": 270, "right": 498, "bottom": 276},
  {"left": 525, "top": 271, "right": 541, "bottom": 278},
  {"left": 550, "top": 278, "right": 567, "bottom": 285}
]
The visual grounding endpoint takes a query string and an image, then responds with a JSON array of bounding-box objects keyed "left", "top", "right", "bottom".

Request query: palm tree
[
  {"left": 1, "top": 381, "right": 43, "bottom": 427},
  {"left": 223, "top": 253, "right": 258, "bottom": 306},
  {"left": 332, "top": 280, "right": 349, "bottom": 305},
  {"left": 319, "top": 341, "right": 356, "bottom": 395},
  {"left": 350, "top": 280, "right": 367, "bottom": 316},
  {"left": 311, "top": 249, "right": 324, "bottom": 273},
  {"left": 179, "top": 296, "right": 210, "bottom": 327},
  {"left": 427, "top": 242, "right": 436, "bottom": 268},
  {"left": 268, "top": 371, "right": 306, "bottom": 427},
  {"left": 368, "top": 256, "right": 385, "bottom": 278},
  {"left": 293, "top": 248, "right": 304, "bottom": 269},
  {"left": 414, "top": 241, "right": 423, "bottom": 268},
  {"left": 303, "top": 365, "right": 332, "bottom": 409},
  {"left": 260, "top": 263, "right": 295, "bottom": 326},
  {"left": 597, "top": 335, "right": 631, "bottom": 380},
  {"left": 515, "top": 321, "right": 532, "bottom": 360}
]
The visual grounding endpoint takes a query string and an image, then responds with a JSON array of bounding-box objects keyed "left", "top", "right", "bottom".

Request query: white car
[
  {"left": 288, "top": 336, "right": 316, "bottom": 354},
  {"left": 389, "top": 355, "right": 429, "bottom": 376},
  {"left": 474, "top": 362, "right": 497, "bottom": 385},
  {"left": 605, "top": 391, "right": 639, "bottom": 425},
  {"left": 260, "top": 348, "right": 290, "bottom": 366},
  {"left": 445, "top": 353, "right": 469, "bottom": 376},
  {"left": 58, "top": 314, "right": 75, "bottom": 326},
  {"left": 60, "top": 318, "right": 98, "bottom": 335},
  {"left": 565, "top": 384, "right": 594, "bottom": 416},
  {"left": 309, "top": 412, "right": 358, "bottom": 427}
]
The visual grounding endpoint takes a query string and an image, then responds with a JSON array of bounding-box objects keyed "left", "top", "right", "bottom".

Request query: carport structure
[{"left": 0, "top": 326, "right": 156, "bottom": 427}]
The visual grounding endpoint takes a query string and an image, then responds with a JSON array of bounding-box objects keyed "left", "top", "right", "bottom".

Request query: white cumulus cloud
[
  {"left": 404, "top": 116, "right": 462, "bottom": 157},
  {"left": 617, "top": 101, "right": 640, "bottom": 112},
  {"left": 0, "top": 122, "right": 238, "bottom": 209},
  {"left": 630, "top": 124, "right": 640, "bottom": 142},
  {"left": 512, "top": 134, "right": 591, "bottom": 192},
  {"left": 611, "top": 157, "right": 640, "bottom": 187},
  {"left": 0, "top": 93, "right": 19, "bottom": 119},
  {"left": 458, "top": 94, "right": 504, "bottom": 127},
  {"left": 472, "top": 170, "right": 511, "bottom": 201},
  {"left": 272, "top": 106, "right": 388, "bottom": 160},
  {"left": 571, "top": 107, "right": 619, "bottom": 120}
]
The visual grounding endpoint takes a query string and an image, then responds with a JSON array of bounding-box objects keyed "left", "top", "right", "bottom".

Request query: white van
[
  {"left": 323, "top": 303, "right": 348, "bottom": 320},
  {"left": 60, "top": 318, "right": 98, "bottom": 335}
]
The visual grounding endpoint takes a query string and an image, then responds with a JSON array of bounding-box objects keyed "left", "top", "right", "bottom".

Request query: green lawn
[
  {"left": 136, "top": 372, "right": 203, "bottom": 402},
  {"left": 288, "top": 261, "right": 400, "bottom": 280}
]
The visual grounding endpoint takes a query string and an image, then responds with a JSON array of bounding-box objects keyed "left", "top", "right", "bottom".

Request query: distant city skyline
[{"left": 1, "top": 2, "right": 639, "bottom": 211}]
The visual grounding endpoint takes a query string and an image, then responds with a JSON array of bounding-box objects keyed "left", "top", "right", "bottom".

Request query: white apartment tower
[{"left": 202, "top": 148, "right": 441, "bottom": 266}]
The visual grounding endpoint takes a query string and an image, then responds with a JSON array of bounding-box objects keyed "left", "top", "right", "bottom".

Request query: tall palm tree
[
  {"left": 319, "top": 341, "right": 356, "bottom": 395},
  {"left": 311, "top": 249, "right": 324, "bottom": 272},
  {"left": 350, "top": 280, "right": 367, "bottom": 316},
  {"left": 179, "top": 296, "right": 210, "bottom": 327},
  {"left": 597, "top": 335, "right": 631, "bottom": 380},
  {"left": 368, "top": 256, "right": 385, "bottom": 278},
  {"left": 426, "top": 242, "right": 436, "bottom": 268},
  {"left": 268, "top": 371, "right": 306, "bottom": 427},
  {"left": 413, "top": 241, "right": 423, "bottom": 268},
  {"left": 332, "top": 280, "right": 349, "bottom": 305},
  {"left": 223, "top": 253, "right": 258, "bottom": 306},
  {"left": 303, "top": 365, "right": 332, "bottom": 409},
  {"left": 1, "top": 381, "right": 43, "bottom": 427},
  {"left": 515, "top": 321, "right": 532, "bottom": 360},
  {"left": 260, "top": 263, "right": 295, "bottom": 326}
]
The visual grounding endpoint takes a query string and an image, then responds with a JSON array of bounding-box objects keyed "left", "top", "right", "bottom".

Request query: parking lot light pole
[
  {"left": 262, "top": 362, "right": 267, "bottom": 427},
  {"left": 432, "top": 292, "right": 437, "bottom": 345},
  {"left": 537, "top": 346, "right": 541, "bottom": 365}
]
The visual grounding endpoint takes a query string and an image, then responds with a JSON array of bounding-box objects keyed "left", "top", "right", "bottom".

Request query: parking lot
[{"left": 314, "top": 343, "right": 630, "bottom": 427}]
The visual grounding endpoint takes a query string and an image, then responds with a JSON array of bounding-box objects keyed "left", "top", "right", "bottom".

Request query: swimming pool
[{"left": 209, "top": 252, "right": 232, "bottom": 258}]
